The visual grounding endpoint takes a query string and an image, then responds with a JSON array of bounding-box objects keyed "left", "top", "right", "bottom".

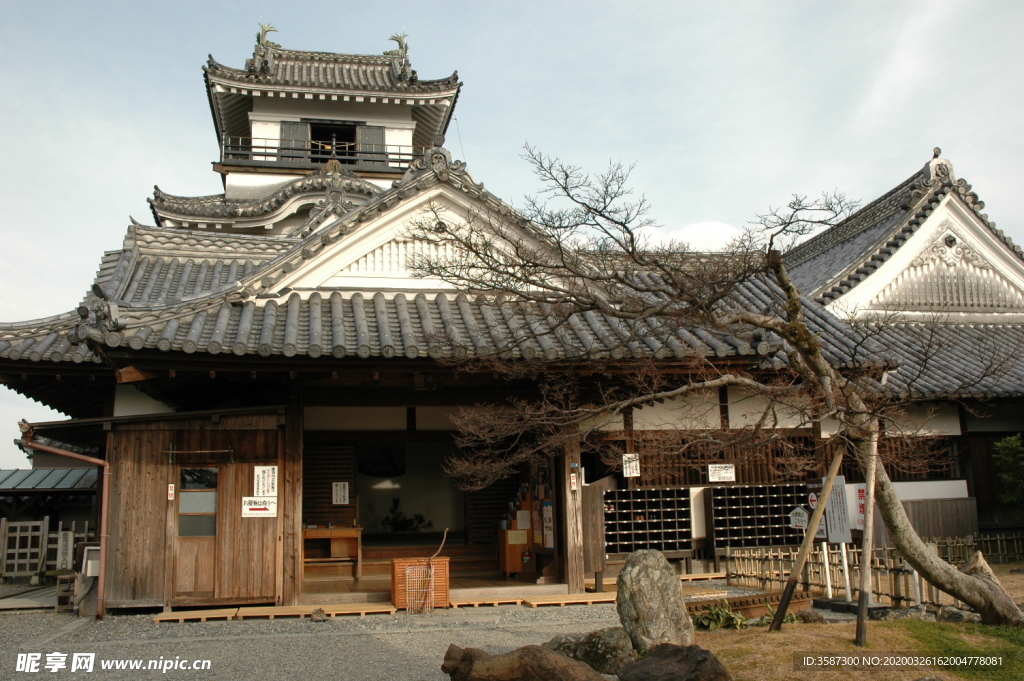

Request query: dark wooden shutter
[
  {"left": 356, "top": 125, "right": 386, "bottom": 166},
  {"left": 279, "top": 121, "right": 309, "bottom": 161}
]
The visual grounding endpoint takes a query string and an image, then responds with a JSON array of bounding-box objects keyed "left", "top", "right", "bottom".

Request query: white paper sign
[
  {"left": 789, "top": 506, "right": 809, "bottom": 530},
  {"left": 708, "top": 463, "right": 735, "bottom": 482},
  {"left": 242, "top": 496, "right": 278, "bottom": 517},
  {"left": 516, "top": 510, "right": 531, "bottom": 529},
  {"left": 623, "top": 453, "right": 641, "bottom": 478},
  {"left": 332, "top": 482, "right": 349, "bottom": 505},
  {"left": 254, "top": 466, "right": 278, "bottom": 497}
]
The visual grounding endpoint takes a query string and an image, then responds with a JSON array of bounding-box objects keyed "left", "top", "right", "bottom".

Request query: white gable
[
  {"left": 830, "top": 193, "right": 1024, "bottom": 323},
  {"left": 268, "top": 183, "right": 509, "bottom": 294}
]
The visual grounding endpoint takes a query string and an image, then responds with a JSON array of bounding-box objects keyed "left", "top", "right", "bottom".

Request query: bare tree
[{"left": 410, "top": 147, "right": 1024, "bottom": 627}]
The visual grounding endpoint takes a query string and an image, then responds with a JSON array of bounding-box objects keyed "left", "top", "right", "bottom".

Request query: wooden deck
[{"left": 522, "top": 593, "right": 617, "bottom": 607}]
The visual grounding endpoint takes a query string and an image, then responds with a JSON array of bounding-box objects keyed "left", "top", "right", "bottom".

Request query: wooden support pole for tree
[
  {"left": 769, "top": 446, "right": 844, "bottom": 631},
  {"left": 856, "top": 428, "right": 878, "bottom": 646}
]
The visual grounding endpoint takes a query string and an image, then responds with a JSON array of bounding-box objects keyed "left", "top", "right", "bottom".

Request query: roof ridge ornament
[
  {"left": 927, "top": 146, "right": 955, "bottom": 183},
  {"left": 249, "top": 22, "right": 279, "bottom": 75},
  {"left": 297, "top": 160, "right": 357, "bottom": 237},
  {"left": 384, "top": 33, "right": 413, "bottom": 81}
]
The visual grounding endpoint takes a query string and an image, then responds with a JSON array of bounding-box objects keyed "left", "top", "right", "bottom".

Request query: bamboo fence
[{"left": 726, "top": 532, "right": 1023, "bottom": 609}]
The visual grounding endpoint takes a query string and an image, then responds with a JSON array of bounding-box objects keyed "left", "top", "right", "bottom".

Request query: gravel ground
[
  {"left": 0, "top": 580, "right": 838, "bottom": 680},
  {"left": 1, "top": 605, "right": 622, "bottom": 680}
]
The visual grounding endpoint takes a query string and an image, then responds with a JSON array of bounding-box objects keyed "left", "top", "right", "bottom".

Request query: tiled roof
[
  {"left": 0, "top": 288, "right": 821, "bottom": 366},
  {"left": 149, "top": 173, "right": 381, "bottom": 222},
  {"left": 93, "top": 225, "right": 297, "bottom": 308},
  {"left": 867, "top": 323, "right": 1024, "bottom": 399},
  {"left": 206, "top": 47, "right": 460, "bottom": 94},
  {"left": 0, "top": 151, "right": 867, "bottom": 371},
  {"left": 785, "top": 158, "right": 1018, "bottom": 303}
]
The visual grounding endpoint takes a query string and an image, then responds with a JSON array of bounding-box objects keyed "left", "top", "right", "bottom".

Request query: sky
[{"left": 0, "top": 0, "right": 1021, "bottom": 467}]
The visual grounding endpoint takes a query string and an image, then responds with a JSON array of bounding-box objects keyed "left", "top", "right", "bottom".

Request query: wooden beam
[
  {"left": 115, "top": 366, "right": 165, "bottom": 384},
  {"left": 561, "top": 430, "right": 585, "bottom": 594}
]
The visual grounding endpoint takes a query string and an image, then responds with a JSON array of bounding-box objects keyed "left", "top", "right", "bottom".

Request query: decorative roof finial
[
  {"left": 933, "top": 146, "right": 942, "bottom": 159},
  {"left": 384, "top": 33, "right": 409, "bottom": 60},
  {"left": 257, "top": 22, "right": 280, "bottom": 48}
]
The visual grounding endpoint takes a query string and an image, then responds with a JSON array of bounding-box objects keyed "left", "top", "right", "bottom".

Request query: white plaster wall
[
  {"left": 632, "top": 393, "right": 720, "bottom": 430},
  {"left": 842, "top": 479, "right": 969, "bottom": 528},
  {"left": 690, "top": 487, "right": 706, "bottom": 539},
  {"left": 225, "top": 172, "right": 304, "bottom": 200},
  {"left": 304, "top": 406, "right": 406, "bottom": 430},
  {"left": 252, "top": 98, "right": 413, "bottom": 125},
  {"left": 885, "top": 403, "right": 961, "bottom": 436},
  {"left": 580, "top": 411, "right": 622, "bottom": 433},
  {"left": 416, "top": 407, "right": 456, "bottom": 431},
  {"left": 726, "top": 386, "right": 808, "bottom": 429},
  {"left": 112, "top": 385, "right": 173, "bottom": 417}
]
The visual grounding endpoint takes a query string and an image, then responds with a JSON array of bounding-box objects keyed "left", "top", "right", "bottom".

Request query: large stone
[
  {"left": 870, "top": 605, "right": 934, "bottom": 621},
  {"left": 618, "top": 644, "right": 733, "bottom": 681},
  {"left": 936, "top": 606, "right": 982, "bottom": 624},
  {"left": 796, "top": 608, "right": 827, "bottom": 624},
  {"left": 544, "top": 627, "right": 639, "bottom": 675},
  {"left": 617, "top": 550, "right": 694, "bottom": 652},
  {"left": 441, "top": 643, "right": 605, "bottom": 681}
]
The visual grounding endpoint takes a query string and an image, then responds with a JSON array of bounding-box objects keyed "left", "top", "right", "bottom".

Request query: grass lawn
[{"left": 695, "top": 562, "right": 1023, "bottom": 681}]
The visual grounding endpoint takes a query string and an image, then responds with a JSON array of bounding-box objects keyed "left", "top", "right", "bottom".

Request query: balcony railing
[{"left": 221, "top": 136, "right": 426, "bottom": 172}]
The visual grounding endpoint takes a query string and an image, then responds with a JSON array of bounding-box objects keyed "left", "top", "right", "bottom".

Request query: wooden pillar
[
  {"left": 561, "top": 433, "right": 585, "bottom": 594},
  {"left": 280, "top": 400, "right": 304, "bottom": 606}
]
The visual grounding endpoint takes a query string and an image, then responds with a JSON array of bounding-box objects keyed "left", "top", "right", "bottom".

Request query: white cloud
[{"left": 641, "top": 221, "right": 743, "bottom": 252}]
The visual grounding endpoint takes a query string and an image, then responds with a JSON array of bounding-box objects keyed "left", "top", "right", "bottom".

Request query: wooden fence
[
  {"left": 1, "top": 517, "right": 95, "bottom": 579},
  {"left": 726, "top": 532, "right": 1024, "bottom": 609}
]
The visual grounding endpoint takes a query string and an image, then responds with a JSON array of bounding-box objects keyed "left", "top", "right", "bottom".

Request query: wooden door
[{"left": 172, "top": 466, "right": 218, "bottom": 600}]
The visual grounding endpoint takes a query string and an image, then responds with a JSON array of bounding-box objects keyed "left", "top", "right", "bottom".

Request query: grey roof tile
[{"left": 206, "top": 47, "right": 460, "bottom": 95}]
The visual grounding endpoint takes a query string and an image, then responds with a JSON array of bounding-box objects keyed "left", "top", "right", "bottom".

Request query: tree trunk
[{"left": 863, "top": 440, "right": 1024, "bottom": 626}]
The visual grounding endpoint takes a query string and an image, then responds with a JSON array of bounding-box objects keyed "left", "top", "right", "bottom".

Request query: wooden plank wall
[
  {"left": 108, "top": 412, "right": 285, "bottom": 608},
  {"left": 872, "top": 498, "right": 979, "bottom": 547},
  {"left": 107, "top": 429, "right": 173, "bottom": 606},
  {"left": 464, "top": 476, "right": 519, "bottom": 545},
  {"left": 302, "top": 443, "right": 357, "bottom": 528}
]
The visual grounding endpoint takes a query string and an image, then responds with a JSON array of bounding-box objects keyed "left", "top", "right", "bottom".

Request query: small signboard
[
  {"left": 542, "top": 500, "right": 555, "bottom": 548},
  {"left": 806, "top": 476, "right": 852, "bottom": 543},
  {"left": 854, "top": 483, "right": 866, "bottom": 530},
  {"left": 332, "top": 482, "right": 349, "bottom": 505},
  {"left": 167, "top": 484, "right": 175, "bottom": 501},
  {"left": 254, "top": 466, "right": 278, "bottom": 497},
  {"left": 789, "top": 506, "right": 809, "bottom": 530},
  {"left": 622, "top": 453, "right": 640, "bottom": 478},
  {"left": 241, "top": 496, "right": 278, "bottom": 517},
  {"left": 708, "top": 463, "right": 736, "bottom": 482}
]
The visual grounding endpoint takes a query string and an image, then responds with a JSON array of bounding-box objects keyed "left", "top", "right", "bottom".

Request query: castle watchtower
[{"left": 204, "top": 28, "right": 461, "bottom": 200}]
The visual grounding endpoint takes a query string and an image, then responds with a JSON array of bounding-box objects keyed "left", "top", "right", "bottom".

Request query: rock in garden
[
  {"left": 544, "top": 627, "right": 639, "bottom": 675},
  {"left": 796, "top": 609, "right": 827, "bottom": 623},
  {"left": 616, "top": 550, "right": 694, "bottom": 652},
  {"left": 1008, "top": 568, "right": 1024, "bottom": 574},
  {"left": 618, "top": 644, "right": 733, "bottom": 681},
  {"left": 870, "top": 605, "right": 933, "bottom": 621},
  {"left": 936, "top": 606, "right": 982, "bottom": 624},
  {"left": 441, "top": 643, "right": 605, "bottom": 681}
]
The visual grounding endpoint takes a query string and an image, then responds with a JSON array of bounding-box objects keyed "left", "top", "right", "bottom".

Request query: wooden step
[
  {"left": 235, "top": 603, "right": 397, "bottom": 620},
  {"left": 154, "top": 608, "right": 238, "bottom": 623},
  {"left": 449, "top": 597, "right": 523, "bottom": 608},
  {"left": 522, "top": 593, "right": 617, "bottom": 607}
]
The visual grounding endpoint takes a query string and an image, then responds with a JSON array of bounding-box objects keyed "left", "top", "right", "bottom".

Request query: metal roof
[{"left": 0, "top": 468, "right": 98, "bottom": 493}]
